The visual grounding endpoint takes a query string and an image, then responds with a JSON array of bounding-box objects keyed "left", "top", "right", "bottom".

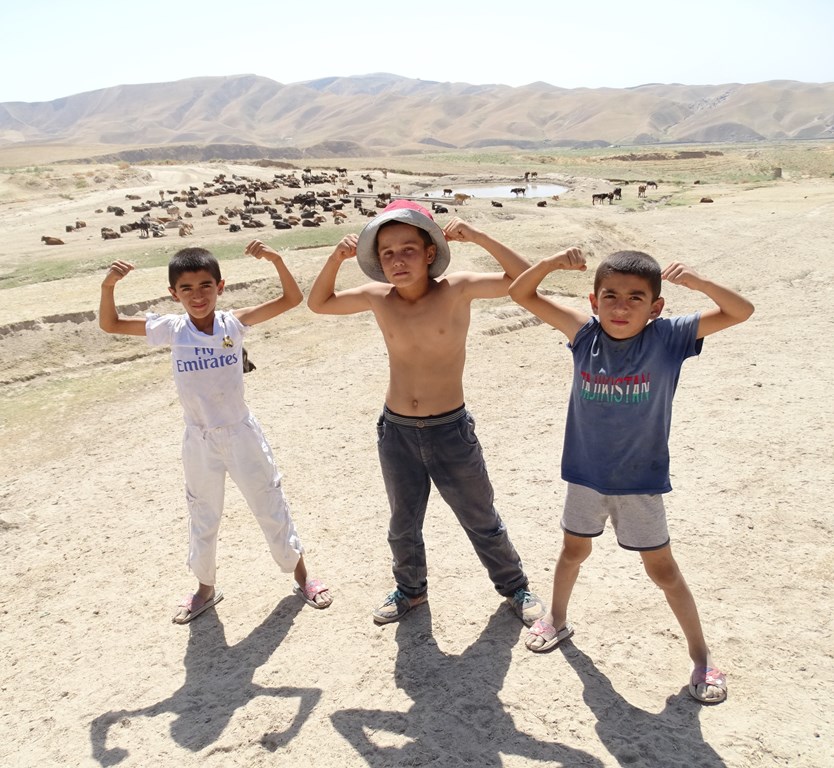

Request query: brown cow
[{"left": 41, "top": 235, "right": 64, "bottom": 245}]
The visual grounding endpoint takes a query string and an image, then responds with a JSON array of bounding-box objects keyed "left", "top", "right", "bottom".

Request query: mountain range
[{"left": 1, "top": 73, "right": 832, "bottom": 159}]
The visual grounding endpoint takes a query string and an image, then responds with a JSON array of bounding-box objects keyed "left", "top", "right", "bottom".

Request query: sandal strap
[{"left": 303, "top": 579, "right": 328, "bottom": 599}]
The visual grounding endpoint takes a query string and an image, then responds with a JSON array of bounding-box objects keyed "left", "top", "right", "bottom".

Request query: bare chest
[{"left": 375, "top": 292, "right": 470, "bottom": 355}]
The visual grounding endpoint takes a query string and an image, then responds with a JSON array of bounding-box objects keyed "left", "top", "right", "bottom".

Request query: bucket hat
[{"left": 355, "top": 200, "right": 450, "bottom": 283}]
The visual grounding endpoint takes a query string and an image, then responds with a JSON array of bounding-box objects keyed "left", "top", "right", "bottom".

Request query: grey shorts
[{"left": 562, "top": 483, "right": 670, "bottom": 551}]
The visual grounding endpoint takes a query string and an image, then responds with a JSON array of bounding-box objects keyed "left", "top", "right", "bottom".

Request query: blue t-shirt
[{"left": 562, "top": 314, "right": 702, "bottom": 495}]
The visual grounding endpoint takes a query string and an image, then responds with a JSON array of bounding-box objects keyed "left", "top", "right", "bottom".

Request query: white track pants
[{"left": 181, "top": 415, "right": 303, "bottom": 585}]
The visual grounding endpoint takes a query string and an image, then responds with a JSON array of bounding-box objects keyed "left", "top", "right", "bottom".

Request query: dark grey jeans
[{"left": 376, "top": 406, "right": 528, "bottom": 599}]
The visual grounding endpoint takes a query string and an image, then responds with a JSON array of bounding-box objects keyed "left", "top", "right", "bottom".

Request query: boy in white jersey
[
  {"left": 509, "top": 248, "right": 753, "bottom": 703},
  {"left": 99, "top": 241, "right": 332, "bottom": 623}
]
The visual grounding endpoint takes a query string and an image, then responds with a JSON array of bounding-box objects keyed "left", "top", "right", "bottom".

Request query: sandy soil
[{"left": 0, "top": 160, "right": 832, "bottom": 767}]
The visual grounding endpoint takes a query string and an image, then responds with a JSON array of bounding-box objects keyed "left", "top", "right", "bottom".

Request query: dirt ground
[{"left": 0, "top": 158, "right": 832, "bottom": 767}]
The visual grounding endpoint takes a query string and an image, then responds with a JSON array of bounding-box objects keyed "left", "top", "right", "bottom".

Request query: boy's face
[
  {"left": 590, "top": 272, "right": 664, "bottom": 339},
  {"left": 376, "top": 222, "right": 436, "bottom": 286},
  {"left": 168, "top": 269, "right": 225, "bottom": 326}
]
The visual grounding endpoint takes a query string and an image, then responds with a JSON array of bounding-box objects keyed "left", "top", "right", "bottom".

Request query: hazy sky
[{"left": 4, "top": 0, "right": 833, "bottom": 103}]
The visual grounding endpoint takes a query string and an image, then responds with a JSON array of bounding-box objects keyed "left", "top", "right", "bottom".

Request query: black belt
[{"left": 383, "top": 405, "right": 466, "bottom": 428}]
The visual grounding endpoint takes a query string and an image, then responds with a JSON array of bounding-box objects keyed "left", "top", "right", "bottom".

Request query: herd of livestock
[{"left": 40, "top": 169, "right": 663, "bottom": 245}]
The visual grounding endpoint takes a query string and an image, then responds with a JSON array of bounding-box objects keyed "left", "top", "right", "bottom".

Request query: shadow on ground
[
  {"left": 331, "top": 605, "right": 603, "bottom": 767},
  {"left": 90, "top": 596, "right": 319, "bottom": 765}
]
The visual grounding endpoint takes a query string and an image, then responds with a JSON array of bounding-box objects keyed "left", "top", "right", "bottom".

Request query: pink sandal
[
  {"left": 689, "top": 666, "right": 727, "bottom": 703},
  {"left": 525, "top": 619, "right": 574, "bottom": 652},
  {"left": 172, "top": 589, "right": 224, "bottom": 624},
  {"left": 295, "top": 579, "right": 333, "bottom": 609}
]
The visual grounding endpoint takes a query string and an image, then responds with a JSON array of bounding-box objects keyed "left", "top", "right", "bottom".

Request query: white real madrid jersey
[{"left": 146, "top": 310, "right": 249, "bottom": 428}]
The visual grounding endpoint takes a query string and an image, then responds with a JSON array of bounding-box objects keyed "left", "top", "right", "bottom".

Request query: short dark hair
[
  {"left": 168, "top": 247, "right": 222, "bottom": 287},
  {"left": 594, "top": 250, "right": 661, "bottom": 300},
  {"left": 376, "top": 220, "right": 433, "bottom": 252}
]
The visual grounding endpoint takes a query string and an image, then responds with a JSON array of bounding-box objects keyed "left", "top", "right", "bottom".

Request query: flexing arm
[
  {"left": 662, "top": 262, "right": 754, "bottom": 338},
  {"left": 443, "top": 218, "right": 531, "bottom": 298},
  {"left": 307, "top": 234, "right": 377, "bottom": 315},
  {"left": 99, "top": 260, "right": 147, "bottom": 336},
  {"left": 509, "top": 248, "right": 589, "bottom": 343},
  {"left": 234, "top": 240, "right": 303, "bottom": 326}
]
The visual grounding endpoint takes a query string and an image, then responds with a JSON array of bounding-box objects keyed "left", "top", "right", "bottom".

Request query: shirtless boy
[{"left": 307, "top": 200, "right": 544, "bottom": 626}]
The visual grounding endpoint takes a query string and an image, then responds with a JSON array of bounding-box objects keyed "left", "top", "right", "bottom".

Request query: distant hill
[{"left": 1, "top": 73, "right": 832, "bottom": 159}]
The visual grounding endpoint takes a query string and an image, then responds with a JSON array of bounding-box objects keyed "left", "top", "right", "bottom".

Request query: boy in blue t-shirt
[
  {"left": 509, "top": 248, "right": 753, "bottom": 703},
  {"left": 99, "top": 240, "right": 333, "bottom": 624}
]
